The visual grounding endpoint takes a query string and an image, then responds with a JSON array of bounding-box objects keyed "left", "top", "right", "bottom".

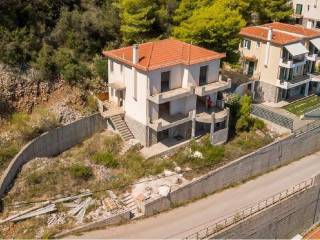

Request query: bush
[
  {"left": 92, "top": 151, "right": 119, "bottom": 168},
  {"left": 86, "top": 95, "right": 98, "bottom": 113},
  {"left": 0, "top": 142, "right": 18, "bottom": 166},
  {"left": 252, "top": 118, "right": 265, "bottom": 130},
  {"left": 236, "top": 116, "right": 251, "bottom": 132},
  {"left": 27, "top": 172, "right": 43, "bottom": 185},
  {"left": 10, "top": 108, "right": 59, "bottom": 141},
  {"left": 69, "top": 164, "right": 93, "bottom": 180}
]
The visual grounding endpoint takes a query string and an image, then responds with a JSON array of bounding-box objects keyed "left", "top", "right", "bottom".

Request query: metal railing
[{"left": 184, "top": 178, "right": 314, "bottom": 240}]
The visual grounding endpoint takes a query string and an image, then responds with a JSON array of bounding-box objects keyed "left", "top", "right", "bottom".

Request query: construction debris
[
  {"left": 132, "top": 170, "right": 188, "bottom": 202},
  {"left": 47, "top": 213, "right": 66, "bottom": 227},
  {"left": 68, "top": 197, "right": 94, "bottom": 224}
]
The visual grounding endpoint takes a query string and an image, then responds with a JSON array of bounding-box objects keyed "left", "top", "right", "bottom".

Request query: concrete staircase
[
  {"left": 251, "top": 105, "right": 294, "bottom": 130},
  {"left": 110, "top": 114, "right": 134, "bottom": 141},
  {"left": 121, "top": 192, "right": 142, "bottom": 218}
]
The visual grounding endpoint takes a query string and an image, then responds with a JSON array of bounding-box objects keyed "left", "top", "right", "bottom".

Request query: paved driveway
[{"left": 69, "top": 151, "right": 320, "bottom": 239}]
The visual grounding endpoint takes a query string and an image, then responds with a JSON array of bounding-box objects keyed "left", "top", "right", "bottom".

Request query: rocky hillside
[{"left": 0, "top": 64, "right": 63, "bottom": 116}]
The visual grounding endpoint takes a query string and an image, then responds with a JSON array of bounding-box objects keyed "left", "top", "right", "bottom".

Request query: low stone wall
[
  {"left": 211, "top": 174, "right": 320, "bottom": 239},
  {"left": 0, "top": 113, "right": 107, "bottom": 198},
  {"left": 54, "top": 210, "right": 131, "bottom": 238},
  {"left": 141, "top": 125, "right": 320, "bottom": 216}
]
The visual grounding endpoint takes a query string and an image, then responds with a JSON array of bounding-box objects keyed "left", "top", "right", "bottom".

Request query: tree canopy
[{"left": 0, "top": 0, "right": 294, "bottom": 85}]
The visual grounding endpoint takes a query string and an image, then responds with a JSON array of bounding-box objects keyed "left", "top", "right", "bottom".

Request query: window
[
  {"left": 120, "top": 64, "right": 123, "bottom": 72},
  {"left": 308, "top": 5, "right": 310, "bottom": 11},
  {"left": 161, "top": 71, "right": 170, "bottom": 92},
  {"left": 242, "top": 39, "right": 251, "bottom": 49},
  {"left": 256, "top": 41, "right": 260, "bottom": 48},
  {"left": 110, "top": 61, "right": 114, "bottom": 72},
  {"left": 316, "top": 21, "right": 320, "bottom": 29},
  {"left": 199, "top": 66, "right": 208, "bottom": 86},
  {"left": 296, "top": 4, "right": 303, "bottom": 14}
]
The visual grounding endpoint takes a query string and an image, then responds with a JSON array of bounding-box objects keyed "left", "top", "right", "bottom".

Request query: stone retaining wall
[{"left": 0, "top": 113, "right": 107, "bottom": 198}]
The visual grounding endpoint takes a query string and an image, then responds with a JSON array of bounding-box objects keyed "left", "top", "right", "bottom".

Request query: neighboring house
[
  {"left": 292, "top": 0, "right": 320, "bottom": 29},
  {"left": 103, "top": 39, "right": 231, "bottom": 147},
  {"left": 239, "top": 22, "right": 320, "bottom": 103}
]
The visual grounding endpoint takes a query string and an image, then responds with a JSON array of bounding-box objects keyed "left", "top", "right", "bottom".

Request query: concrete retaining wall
[
  {"left": 212, "top": 175, "right": 320, "bottom": 239},
  {"left": 0, "top": 113, "right": 107, "bottom": 197},
  {"left": 54, "top": 210, "right": 131, "bottom": 238},
  {"left": 142, "top": 125, "right": 320, "bottom": 216}
]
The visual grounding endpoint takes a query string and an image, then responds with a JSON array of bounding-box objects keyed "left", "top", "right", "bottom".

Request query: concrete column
[
  {"left": 191, "top": 110, "right": 196, "bottom": 138},
  {"left": 305, "top": 82, "right": 310, "bottom": 97},
  {"left": 210, "top": 113, "right": 216, "bottom": 144},
  {"left": 317, "top": 82, "right": 320, "bottom": 94},
  {"left": 251, "top": 81, "right": 256, "bottom": 100}
]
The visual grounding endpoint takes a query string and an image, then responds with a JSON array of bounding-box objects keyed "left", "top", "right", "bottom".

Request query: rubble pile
[{"left": 132, "top": 169, "right": 189, "bottom": 201}]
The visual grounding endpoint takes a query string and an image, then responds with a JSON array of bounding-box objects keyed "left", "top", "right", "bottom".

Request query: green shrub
[
  {"left": 86, "top": 95, "right": 98, "bottom": 113},
  {"left": 92, "top": 151, "right": 119, "bottom": 168},
  {"left": 10, "top": 109, "right": 59, "bottom": 141},
  {"left": 27, "top": 172, "right": 43, "bottom": 184},
  {"left": 69, "top": 164, "right": 93, "bottom": 180},
  {"left": 236, "top": 116, "right": 251, "bottom": 132},
  {"left": 252, "top": 118, "right": 265, "bottom": 130},
  {"left": 121, "top": 150, "right": 145, "bottom": 178},
  {"left": 0, "top": 143, "right": 18, "bottom": 166},
  {"left": 103, "top": 135, "right": 123, "bottom": 153}
]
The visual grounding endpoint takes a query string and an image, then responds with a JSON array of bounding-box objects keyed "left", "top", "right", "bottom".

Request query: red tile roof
[
  {"left": 263, "top": 22, "right": 320, "bottom": 38},
  {"left": 240, "top": 22, "right": 320, "bottom": 45},
  {"left": 103, "top": 39, "right": 225, "bottom": 71}
]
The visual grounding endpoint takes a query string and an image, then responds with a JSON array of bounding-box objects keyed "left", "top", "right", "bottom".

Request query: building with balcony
[
  {"left": 239, "top": 22, "right": 320, "bottom": 103},
  {"left": 292, "top": 0, "right": 320, "bottom": 29},
  {"left": 103, "top": 39, "right": 231, "bottom": 147}
]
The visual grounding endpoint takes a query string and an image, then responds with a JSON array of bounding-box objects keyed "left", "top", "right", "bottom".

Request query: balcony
[
  {"left": 196, "top": 100, "right": 229, "bottom": 124},
  {"left": 307, "top": 53, "right": 319, "bottom": 62},
  {"left": 195, "top": 79, "right": 231, "bottom": 97},
  {"left": 310, "top": 73, "right": 320, "bottom": 82},
  {"left": 148, "top": 111, "right": 193, "bottom": 132},
  {"left": 278, "top": 75, "right": 311, "bottom": 89},
  {"left": 148, "top": 86, "right": 195, "bottom": 104},
  {"left": 279, "top": 57, "right": 306, "bottom": 68}
]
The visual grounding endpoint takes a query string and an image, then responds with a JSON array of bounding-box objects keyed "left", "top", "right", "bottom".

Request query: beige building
[
  {"left": 292, "top": 0, "right": 320, "bottom": 29},
  {"left": 103, "top": 39, "right": 231, "bottom": 147},
  {"left": 239, "top": 22, "right": 320, "bottom": 103}
]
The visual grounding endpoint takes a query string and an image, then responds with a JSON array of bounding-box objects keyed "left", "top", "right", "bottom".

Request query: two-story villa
[
  {"left": 239, "top": 22, "right": 320, "bottom": 103},
  {"left": 103, "top": 39, "right": 231, "bottom": 147},
  {"left": 292, "top": 0, "right": 320, "bottom": 29}
]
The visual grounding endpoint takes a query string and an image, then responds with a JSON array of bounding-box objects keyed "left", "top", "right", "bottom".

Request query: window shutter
[
  {"left": 247, "top": 40, "right": 251, "bottom": 50},
  {"left": 240, "top": 39, "right": 244, "bottom": 48}
]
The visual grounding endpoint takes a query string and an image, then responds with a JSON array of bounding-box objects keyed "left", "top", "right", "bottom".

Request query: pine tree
[
  {"left": 258, "top": 0, "right": 293, "bottom": 22},
  {"left": 173, "top": 0, "right": 246, "bottom": 61},
  {"left": 119, "top": 0, "right": 157, "bottom": 44}
]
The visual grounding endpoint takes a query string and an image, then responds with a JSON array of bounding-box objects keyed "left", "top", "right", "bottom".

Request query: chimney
[
  {"left": 133, "top": 44, "right": 139, "bottom": 64},
  {"left": 264, "top": 28, "right": 273, "bottom": 67},
  {"left": 267, "top": 28, "right": 273, "bottom": 41}
]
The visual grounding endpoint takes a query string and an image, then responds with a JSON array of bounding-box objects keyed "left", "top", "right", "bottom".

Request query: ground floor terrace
[{"left": 259, "top": 78, "right": 320, "bottom": 104}]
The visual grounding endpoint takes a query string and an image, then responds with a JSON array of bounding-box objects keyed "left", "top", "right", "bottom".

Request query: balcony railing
[
  {"left": 195, "top": 78, "right": 231, "bottom": 96},
  {"left": 148, "top": 111, "right": 193, "bottom": 132},
  {"left": 148, "top": 86, "right": 195, "bottom": 104},
  {"left": 196, "top": 101, "right": 229, "bottom": 124},
  {"left": 279, "top": 57, "right": 306, "bottom": 68},
  {"left": 279, "top": 74, "right": 310, "bottom": 89},
  {"left": 307, "top": 53, "right": 319, "bottom": 62}
]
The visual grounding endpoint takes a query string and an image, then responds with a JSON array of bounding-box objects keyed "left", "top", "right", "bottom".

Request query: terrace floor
[{"left": 282, "top": 95, "right": 320, "bottom": 117}]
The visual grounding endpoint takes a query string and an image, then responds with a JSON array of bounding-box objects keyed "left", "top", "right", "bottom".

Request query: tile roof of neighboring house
[
  {"left": 103, "top": 39, "right": 225, "bottom": 71},
  {"left": 240, "top": 22, "right": 320, "bottom": 45}
]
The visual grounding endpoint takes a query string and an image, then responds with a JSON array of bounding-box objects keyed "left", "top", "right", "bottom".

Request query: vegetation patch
[
  {"left": 69, "top": 164, "right": 93, "bottom": 180},
  {"left": 283, "top": 95, "right": 320, "bottom": 116}
]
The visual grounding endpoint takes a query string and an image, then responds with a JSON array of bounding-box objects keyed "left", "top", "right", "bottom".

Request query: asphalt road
[{"left": 70, "top": 151, "right": 320, "bottom": 239}]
